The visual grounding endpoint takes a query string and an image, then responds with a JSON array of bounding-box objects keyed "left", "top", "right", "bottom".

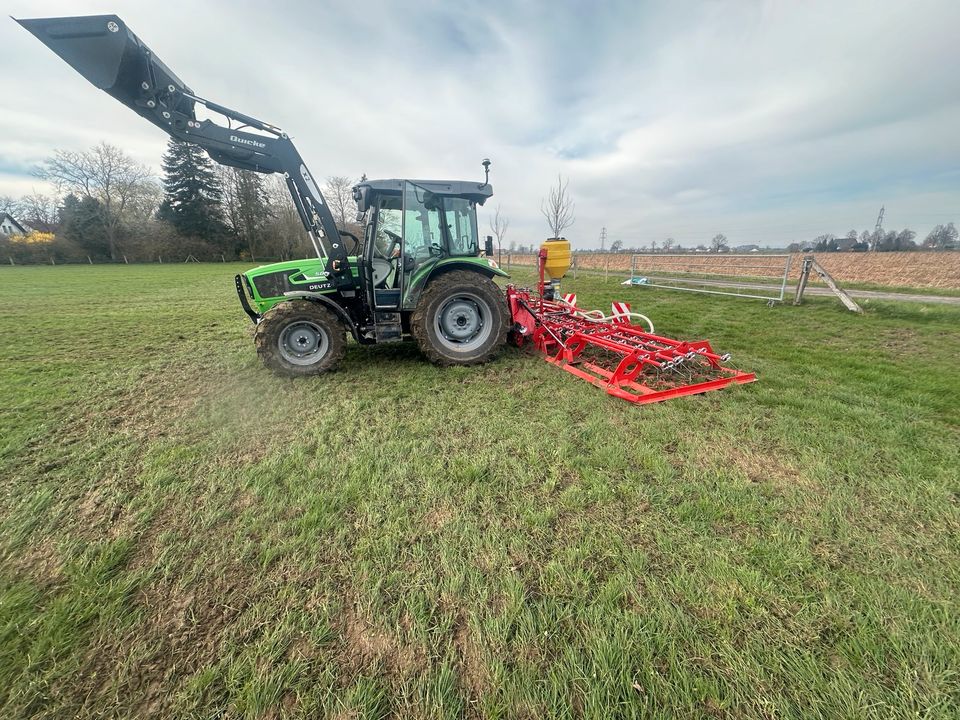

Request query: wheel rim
[
  {"left": 278, "top": 321, "right": 329, "bottom": 365},
  {"left": 434, "top": 293, "right": 493, "bottom": 351}
]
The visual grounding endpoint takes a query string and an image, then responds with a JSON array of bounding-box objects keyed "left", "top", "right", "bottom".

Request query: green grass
[{"left": 1, "top": 263, "right": 958, "bottom": 719}]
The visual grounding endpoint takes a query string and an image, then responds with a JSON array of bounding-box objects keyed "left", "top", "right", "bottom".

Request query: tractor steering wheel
[{"left": 374, "top": 229, "right": 401, "bottom": 261}]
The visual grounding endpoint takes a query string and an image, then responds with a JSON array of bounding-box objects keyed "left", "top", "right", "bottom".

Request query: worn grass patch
[{"left": 1, "top": 263, "right": 958, "bottom": 719}]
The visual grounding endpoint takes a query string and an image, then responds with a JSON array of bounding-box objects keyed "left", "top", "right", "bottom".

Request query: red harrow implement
[{"left": 505, "top": 255, "right": 756, "bottom": 405}]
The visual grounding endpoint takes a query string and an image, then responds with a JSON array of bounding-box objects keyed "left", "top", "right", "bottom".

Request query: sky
[{"left": 2, "top": 0, "right": 958, "bottom": 249}]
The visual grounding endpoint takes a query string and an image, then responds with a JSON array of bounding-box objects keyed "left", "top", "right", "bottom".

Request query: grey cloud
[{"left": 1, "top": 0, "right": 957, "bottom": 247}]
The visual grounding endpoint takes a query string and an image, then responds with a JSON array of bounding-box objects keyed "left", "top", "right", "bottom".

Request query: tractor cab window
[
  {"left": 375, "top": 196, "right": 402, "bottom": 258},
  {"left": 444, "top": 198, "right": 479, "bottom": 256},
  {"left": 401, "top": 181, "right": 444, "bottom": 309},
  {"left": 403, "top": 191, "right": 443, "bottom": 262}
]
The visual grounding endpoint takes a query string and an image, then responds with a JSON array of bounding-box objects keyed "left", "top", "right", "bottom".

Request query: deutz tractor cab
[
  {"left": 353, "top": 178, "right": 494, "bottom": 311},
  {"left": 19, "top": 14, "right": 510, "bottom": 376}
]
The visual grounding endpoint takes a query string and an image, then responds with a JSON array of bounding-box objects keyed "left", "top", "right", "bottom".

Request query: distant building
[
  {"left": 734, "top": 244, "right": 761, "bottom": 253},
  {"left": 835, "top": 236, "right": 857, "bottom": 252},
  {"left": 0, "top": 213, "right": 28, "bottom": 236}
]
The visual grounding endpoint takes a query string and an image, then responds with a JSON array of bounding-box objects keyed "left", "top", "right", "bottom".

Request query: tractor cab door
[
  {"left": 367, "top": 194, "right": 403, "bottom": 309},
  {"left": 400, "top": 181, "right": 444, "bottom": 309}
]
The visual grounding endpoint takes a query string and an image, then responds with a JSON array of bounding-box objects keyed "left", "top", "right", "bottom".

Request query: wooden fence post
[
  {"left": 87, "top": 255, "right": 93, "bottom": 265},
  {"left": 158, "top": 255, "right": 163, "bottom": 264},
  {"left": 794, "top": 257, "right": 812, "bottom": 305},
  {"left": 8, "top": 257, "right": 14, "bottom": 266},
  {"left": 123, "top": 255, "right": 128, "bottom": 264}
]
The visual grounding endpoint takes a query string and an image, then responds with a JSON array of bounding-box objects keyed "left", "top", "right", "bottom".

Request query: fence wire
[{"left": 628, "top": 254, "right": 792, "bottom": 302}]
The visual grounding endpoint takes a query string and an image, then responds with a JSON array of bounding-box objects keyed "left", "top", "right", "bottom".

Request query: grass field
[{"left": 1, "top": 263, "right": 958, "bottom": 719}]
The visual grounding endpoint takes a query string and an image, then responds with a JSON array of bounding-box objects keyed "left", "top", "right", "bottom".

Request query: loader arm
[{"left": 17, "top": 14, "right": 351, "bottom": 284}]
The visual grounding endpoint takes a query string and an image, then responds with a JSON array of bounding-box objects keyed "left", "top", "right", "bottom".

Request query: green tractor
[
  {"left": 19, "top": 14, "right": 510, "bottom": 375},
  {"left": 241, "top": 177, "right": 509, "bottom": 376}
]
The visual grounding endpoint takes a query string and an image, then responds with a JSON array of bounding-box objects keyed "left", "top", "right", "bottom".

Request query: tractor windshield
[{"left": 443, "top": 198, "right": 479, "bottom": 256}]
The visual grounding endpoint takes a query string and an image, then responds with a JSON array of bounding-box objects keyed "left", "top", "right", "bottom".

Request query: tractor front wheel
[
  {"left": 411, "top": 271, "right": 508, "bottom": 366},
  {"left": 254, "top": 300, "right": 346, "bottom": 377}
]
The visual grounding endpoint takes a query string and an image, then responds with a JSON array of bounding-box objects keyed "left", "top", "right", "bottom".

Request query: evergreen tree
[
  {"left": 158, "top": 139, "right": 227, "bottom": 244},
  {"left": 60, "top": 193, "right": 109, "bottom": 259}
]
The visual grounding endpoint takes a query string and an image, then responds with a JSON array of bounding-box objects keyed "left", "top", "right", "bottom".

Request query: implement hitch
[{"left": 506, "top": 254, "right": 755, "bottom": 405}]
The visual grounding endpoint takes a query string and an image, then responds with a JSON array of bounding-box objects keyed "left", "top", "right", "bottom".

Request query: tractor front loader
[{"left": 19, "top": 15, "right": 509, "bottom": 376}]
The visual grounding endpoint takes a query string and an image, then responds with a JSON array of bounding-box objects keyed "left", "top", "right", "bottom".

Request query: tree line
[
  {"left": 497, "top": 226, "right": 957, "bottom": 256},
  {"left": 787, "top": 226, "right": 958, "bottom": 253},
  {"left": 0, "top": 140, "right": 361, "bottom": 264},
  {"left": 4, "top": 148, "right": 957, "bottom": 263}
]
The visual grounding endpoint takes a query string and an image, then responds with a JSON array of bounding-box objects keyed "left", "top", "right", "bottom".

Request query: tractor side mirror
[
  {"left": 485, "top": 235, "right": 494, "bottom": 257},
  {"left": 353, "top": 185, "right": 370, "bottom": 212}
]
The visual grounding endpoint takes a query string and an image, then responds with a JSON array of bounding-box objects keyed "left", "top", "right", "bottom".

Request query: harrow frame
[{"left": 505, "top": 253, "right": 756, "bottom": 404}]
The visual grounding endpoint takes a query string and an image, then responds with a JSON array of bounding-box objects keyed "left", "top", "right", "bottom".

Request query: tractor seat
[{"left": 371, "top": 258, "right": 392, "bottom": 288}]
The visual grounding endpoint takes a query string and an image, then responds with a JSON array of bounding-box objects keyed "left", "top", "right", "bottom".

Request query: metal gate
[{"left": 627, "top": 253, "right": 792, "bottom": 303}]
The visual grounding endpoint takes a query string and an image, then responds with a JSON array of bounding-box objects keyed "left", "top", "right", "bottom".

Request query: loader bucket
[{"left": 16, "top": 14, "right": 195, "bottom": 131}]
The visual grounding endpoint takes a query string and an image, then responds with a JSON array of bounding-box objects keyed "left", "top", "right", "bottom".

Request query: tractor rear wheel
[
  {"left": 411, "top": 271, "right": 508, "bottom": 366},
  {"left": 254, "top": 300, "right": 346, "bottom": 377}
]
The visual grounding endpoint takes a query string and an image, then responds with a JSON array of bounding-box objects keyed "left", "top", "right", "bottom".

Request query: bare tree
[
  {"left": 125, "top": 183, "right": 163, "bottom": 226},
  {"left": 263, "top": 176, "right": 310, "bottom": 260},
  {"left": 0, "top": 195, "right": 20, "bottom": 216},
  {"left": 663, "top": 237, "right": 675, "bottom": 252},
  {"left": 37, "top": 142, "right": 154, "bottom": 260},
  {"left": 219, "top": 166, "right": 271, "bottom": 258},
  {"left": 17, "top": 192, "right": 60, "bottom": 233},
  {"left": 218, "top": 165, "right": 241, "bottom": 243},
  {"left": 924, "top": 222, "right": 958, "bottom": 249},
  {"left": 488, "top": 204, "right": 509, "bottom": 250},
  {"left": 323, "top": 175, "right": 356, "bottom": 230},
  {"left": 711, "top": 233, "right": 728, "bottom": 252},
  {"left": 540, "top": 174, "right": 575, "bottom": 238}
]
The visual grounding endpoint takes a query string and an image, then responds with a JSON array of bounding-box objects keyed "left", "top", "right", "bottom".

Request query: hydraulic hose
[{"left": 557, "top": 299, "right": 655, "bottom": 334}]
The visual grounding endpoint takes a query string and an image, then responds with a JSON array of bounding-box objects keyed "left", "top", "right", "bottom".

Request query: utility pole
[
  {"left": 873, "top": 205, "right": 885, "bottom": 251},
  {"left": 599, "top": 226, "right": 607, "bottom": 252}
]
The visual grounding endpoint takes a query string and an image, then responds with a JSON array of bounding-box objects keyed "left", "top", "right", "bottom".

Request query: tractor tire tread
[
  {"left": 254, "top": 300, "right": 346, "bottom": 377},
  {"left": 411, "top": 271, "right": 508, "bottom": 367}
]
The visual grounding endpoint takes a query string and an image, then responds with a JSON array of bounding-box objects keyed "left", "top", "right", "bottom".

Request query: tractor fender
[
  {"left": 277, "top": 292, "right": 360, "bottom": 342},
  {"left": 425, "top": 260, "right": 508, "bottom": 285}
]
